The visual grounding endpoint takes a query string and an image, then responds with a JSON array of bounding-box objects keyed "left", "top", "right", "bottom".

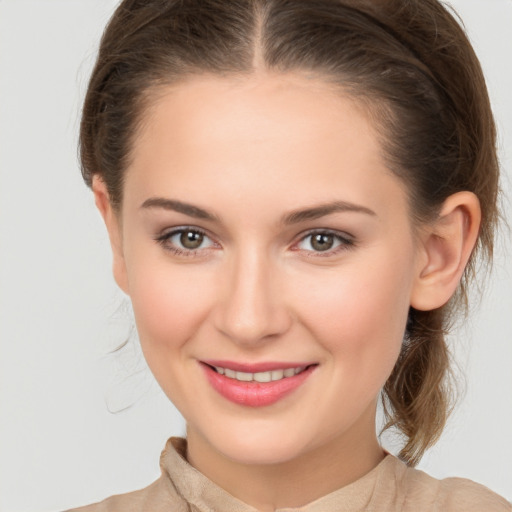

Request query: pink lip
[
  {"left": 200, "top": 361, "right": 317, "bottom": 407},
  {"left": 202, "top": 359, "right": 313, "bottom": 373}
]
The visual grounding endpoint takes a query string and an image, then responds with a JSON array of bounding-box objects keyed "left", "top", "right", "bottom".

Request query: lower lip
[{"left": 201, "top": 363, "right": 316, "bottom": 407}]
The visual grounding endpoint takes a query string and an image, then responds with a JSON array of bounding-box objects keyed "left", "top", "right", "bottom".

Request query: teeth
[
  {"left": 271, "top": 370, "right": 284, "bottom": 381},
  {"left": 236, "top": 371, "right": 253, "bottom": 382},
  {"left": 214, "top": 366, "right": 307, "bottom": 382},
  {"left": 225, "top": 368, "right": 236, "bottom": 379},
  {"left": 254, "top": 371, "right": 272, "bottom": 383},
  {"left": 283, "top": 368, "right": 296, "bottom": 378}
]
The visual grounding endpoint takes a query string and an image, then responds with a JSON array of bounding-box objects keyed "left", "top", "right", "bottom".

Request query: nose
[{"left": 212, "top": 250, "right": 292, "bottom": 346}]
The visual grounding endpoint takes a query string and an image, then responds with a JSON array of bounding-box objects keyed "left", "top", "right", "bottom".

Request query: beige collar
[{"left": 159, "top": 437, "right": 397, "bottom": 512}]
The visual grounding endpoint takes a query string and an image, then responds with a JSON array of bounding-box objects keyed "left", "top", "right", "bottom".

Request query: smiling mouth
[
  {"left": 201, "top": 362, "right": 318, "bottom": 407},
  {"left": 207, "top": 364, "right": 313, "bottom": 383}
]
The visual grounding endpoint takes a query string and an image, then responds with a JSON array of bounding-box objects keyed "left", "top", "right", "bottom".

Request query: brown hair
[{"left": 79, "top": 0, "right": 499, "bottom": 465}]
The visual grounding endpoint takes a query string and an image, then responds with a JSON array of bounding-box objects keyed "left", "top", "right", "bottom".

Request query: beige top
[{"left": 67, "top": 437, "right": 510, "bottom": 512}]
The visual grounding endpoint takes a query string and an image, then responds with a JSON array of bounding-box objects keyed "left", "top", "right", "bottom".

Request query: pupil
[
  {"left": 180, "top": 231, "right": 203, "bottom": 249},
  {"left": 312, "top": 233, "right": 333, "bottom": 251}
]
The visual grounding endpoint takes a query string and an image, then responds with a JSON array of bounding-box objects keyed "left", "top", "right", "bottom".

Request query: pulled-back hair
[{"left": 79, "top": 0, "right": 499, "bottom": 466}]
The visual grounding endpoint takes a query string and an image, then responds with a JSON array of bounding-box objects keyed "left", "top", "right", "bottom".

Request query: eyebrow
[
  {"left": 140, "top": 197, "right": 376, "bottom": 224},
  {"left": 140, "top": 197, "right": 219, "bottom": 221},
  {"left": 282, "top": 201, "right": 377, "bottom": 225}
]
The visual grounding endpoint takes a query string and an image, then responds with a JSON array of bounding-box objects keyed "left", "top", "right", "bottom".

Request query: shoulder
[
  {"left": 435, "top": 477, "right": 511, "bottom": 512},
  {"left": 388, "top": 457, "right": 511, "bottom": 512},
  {"left": 63, "top": 475, "right": 189, "bottom": 512}
]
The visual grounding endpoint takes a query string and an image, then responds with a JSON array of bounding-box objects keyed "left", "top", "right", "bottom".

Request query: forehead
[
  {"left": 125, "top": 73, "right": 408, "bottom": 222},
  {"left": 137, "top": 72, "right": 378, "bottom": 157}
]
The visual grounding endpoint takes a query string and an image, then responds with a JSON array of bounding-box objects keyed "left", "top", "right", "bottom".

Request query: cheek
[
  {"left": 292, "top": 255, "right": 413, "bottom": 385},
  {"left": 126, "top": 255, "right": 214, "bottom": 357}
]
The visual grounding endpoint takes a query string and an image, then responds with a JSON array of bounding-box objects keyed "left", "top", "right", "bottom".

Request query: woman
[{"left": 65, "top": 0, "right": 510, "bottom": 510}]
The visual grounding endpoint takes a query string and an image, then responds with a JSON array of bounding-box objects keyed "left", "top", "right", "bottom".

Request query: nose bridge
[{"left": 214, "top": 245, "right": 290, "bottom": 345}]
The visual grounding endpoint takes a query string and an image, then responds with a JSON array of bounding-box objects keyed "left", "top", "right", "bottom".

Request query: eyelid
[
  {"left": 155, "top": 225, "right": 220, "bottom": 255},
  {"left": 291, "top": 228, "right": 356, "bottom": 255},
  {"left": 154, "top": 226, "right": 355, "bottom": 257}
]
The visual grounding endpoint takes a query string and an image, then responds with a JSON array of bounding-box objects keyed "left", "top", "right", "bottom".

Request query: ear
[
  {"left": 92, "top": 175, "right": 129, "bottom": 294},
  {"left": 410, "top": 191, "right": 481, "bottom": 311}
]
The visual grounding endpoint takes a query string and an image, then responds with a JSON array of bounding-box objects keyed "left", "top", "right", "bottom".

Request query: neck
[{"left": 186, "top": 407, "right": 385, "bottom": 512}]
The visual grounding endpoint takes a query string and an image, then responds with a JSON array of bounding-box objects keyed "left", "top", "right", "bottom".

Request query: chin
[{"left": 205, "top": 423, "right": 313, "bottom": 466}]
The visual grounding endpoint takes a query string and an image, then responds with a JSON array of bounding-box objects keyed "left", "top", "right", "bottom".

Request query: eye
[
  {"left": 156, "top": 227, "right": 216, "bottom": 254},
  {"left": 295, "top": 230, "right": 354, "bottom": 254},
  {"left": 176, "top": 230, "right": 207, "bottom": 249}
]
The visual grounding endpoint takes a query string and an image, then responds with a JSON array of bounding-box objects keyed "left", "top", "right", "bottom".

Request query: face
[{"left": 105, "top": 73, "right": 427, "bottom": 466}]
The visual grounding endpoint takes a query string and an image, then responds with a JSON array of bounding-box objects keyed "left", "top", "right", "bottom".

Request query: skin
[{"left": 94, "top": 72, "right": 481, "bottom": 511}]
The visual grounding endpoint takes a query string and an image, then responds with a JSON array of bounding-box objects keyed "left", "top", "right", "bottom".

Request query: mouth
[
  {"left": 199, "top": 361, "right": 318, "bottom": 407},
  {"left": 207, "top": 363, "right": 312, "bottom": 382}
]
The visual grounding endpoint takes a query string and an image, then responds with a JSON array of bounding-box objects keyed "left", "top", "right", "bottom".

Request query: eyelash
[
  {"left": 155, "top": 227, "right": 356, "bottom": 258},
  {"left": 155, "top": 227, "right": 216, "bottom": 257},
  {"left": 293, "top": 229, "right": 356, "bottom": 257}
]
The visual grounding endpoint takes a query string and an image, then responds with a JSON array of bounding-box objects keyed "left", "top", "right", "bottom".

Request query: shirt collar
[{"left": 160, "top": 437, "right": 396, "bottom": 512}]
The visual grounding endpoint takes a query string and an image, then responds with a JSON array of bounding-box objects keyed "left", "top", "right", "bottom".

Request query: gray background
[{"left": 0, "top": 1, "right": 511, "bottom": 510}]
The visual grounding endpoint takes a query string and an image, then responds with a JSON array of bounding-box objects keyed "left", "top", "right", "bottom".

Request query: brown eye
[
  {"left": 310, "top": 233, "right": 334, "bottom": 251},
  {"left": 295, "top": 231, "right": 354, "bottom": 255},
  {"left": 180, "top": 230, "right": 204, "bottom": 249},
  {"left": 156, "top": 228, "right": 216, "bottom": 255}
]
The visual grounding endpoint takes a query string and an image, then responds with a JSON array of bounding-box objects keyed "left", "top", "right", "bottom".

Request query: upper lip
[{"left": 201, "top": 360, "right": 317, "bottom": 373}]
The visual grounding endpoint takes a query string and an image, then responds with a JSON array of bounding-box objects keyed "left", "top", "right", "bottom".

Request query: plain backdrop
[{"left": 0, "top": 1, "right": 511, "bottom": 511}]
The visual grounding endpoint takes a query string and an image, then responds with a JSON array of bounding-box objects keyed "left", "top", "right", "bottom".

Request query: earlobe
[
  {"left": 410, "top": 191, "right": 481, "bottom": 311},
  {"left": 92, "top": 175, "right": 129, "bottom": 294}
]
